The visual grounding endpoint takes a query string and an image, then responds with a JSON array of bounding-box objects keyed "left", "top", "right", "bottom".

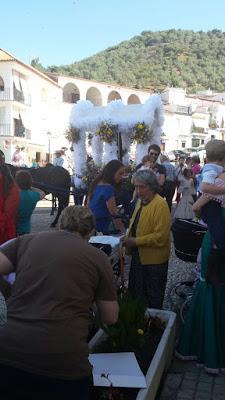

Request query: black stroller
[
  {"left": 170, "top": 219, "right": 208, "bottom": 321},
  {"left": 171, "top": 218, "right": 207, "bottom": 263}
]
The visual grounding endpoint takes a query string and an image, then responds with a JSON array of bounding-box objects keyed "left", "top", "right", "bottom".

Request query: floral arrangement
[
  {"left": 96, "top": 122, "right": 118, "bottom": 144},
  {"left": 94, "top": 294, "right": 150, "bottom": 353},
  {"left": 131, "top": 122, "right": 153, "bottom": 144},
  {"left": 81, "top": 155, "right": 101, "bottom": 189},
  {"left": 65, "top": 127, "right": 81, "bottom": 143}
]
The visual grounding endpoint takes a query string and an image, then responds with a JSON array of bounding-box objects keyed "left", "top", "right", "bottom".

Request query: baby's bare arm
[{"left": 192, "top": 195, "right": 209, "bottom": 212}]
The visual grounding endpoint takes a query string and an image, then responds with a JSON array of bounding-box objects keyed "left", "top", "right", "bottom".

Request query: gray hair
[
  {"left": 60, "top": 206, "right": 95, "bottom": 237},
  {"left": 133, "top": 169, "right": 159, "bottom": 193}
]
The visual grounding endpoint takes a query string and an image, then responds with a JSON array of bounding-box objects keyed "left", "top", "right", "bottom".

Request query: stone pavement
[
  {"left": 31, "top": 203, "right": 225, "bottom": 400},
  {"left": 158, "top": 358, "right": 225, "bottom": 400}
]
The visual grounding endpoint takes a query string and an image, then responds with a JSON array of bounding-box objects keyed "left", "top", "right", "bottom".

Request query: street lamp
[{"left": 46, "top": 131, "right": 51, "bottom": 162}]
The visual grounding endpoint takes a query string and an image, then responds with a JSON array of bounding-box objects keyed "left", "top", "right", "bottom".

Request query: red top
[{"left": 0, "top": 173, "right": 19, "bottom": 245}]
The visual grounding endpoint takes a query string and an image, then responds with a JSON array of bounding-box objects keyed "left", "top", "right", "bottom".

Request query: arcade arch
[
  {"left": 63, "top": 83, "right": 80, "bottom": 103},
  {"left": 86, "top": 87, "right": 102, "bottom": 106},
  {"left": 107, "top": 90, "right": 122, "bottom": 103},
  {"left": 127, "top": 94, "right": 141, "bottom": 104},
  {"left": 0, "top": 76, "right": 4, "bottom": 91}
]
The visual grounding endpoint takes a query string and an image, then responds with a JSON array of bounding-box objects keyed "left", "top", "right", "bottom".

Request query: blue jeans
[{"left": 0, "top": 364, "right": 93, "bottom": 400}]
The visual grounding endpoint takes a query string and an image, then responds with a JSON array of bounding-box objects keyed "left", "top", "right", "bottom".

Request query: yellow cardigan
[{"left": 127, "top": 194, "right": 171, "bottom": 265}]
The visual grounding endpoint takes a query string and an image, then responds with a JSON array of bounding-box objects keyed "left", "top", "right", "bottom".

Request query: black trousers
[
  {"left": 129, "top": 251, "right": 168, "bottom": 309},
  {"left": 0, "top": 364, "right": 93, "bottom": 400},
  {"left": 162, "top": 181, "right": 176, "bottom": 211}
]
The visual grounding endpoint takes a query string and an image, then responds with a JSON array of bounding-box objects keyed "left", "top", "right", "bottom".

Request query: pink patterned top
[{"left": 203, "top": 177, "right": 225, "bottom": 206}]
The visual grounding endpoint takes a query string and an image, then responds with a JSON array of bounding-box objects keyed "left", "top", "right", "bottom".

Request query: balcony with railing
[
  {"left": 175, "top": 105, "right": 192, "bottom": 115},
  {"left": 0, "top": 121, "right": 32, "bottom": 140},
  {"left": 0, "top": 123, "right": 11, "bottom": 136},
  {"left": 0, "top": 87, "right": 31, "bottom": 106}
]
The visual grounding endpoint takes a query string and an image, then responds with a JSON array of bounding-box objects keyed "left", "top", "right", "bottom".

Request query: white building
[
  {"left": 0, "top": 48, "right": 64, "bottom": 164},
  {"left": 1, "top": 47, "right": 225, "bottom": 164},
  {"left": 0, "top": 48, "right": 151, "bottom": 164},
  {"left": 161, "top": 87, "right": 225, "bottom": 153}
]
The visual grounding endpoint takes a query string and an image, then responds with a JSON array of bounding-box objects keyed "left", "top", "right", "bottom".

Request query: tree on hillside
[{"left": 43, "top": 30, "right": 225, "bottom": 93}]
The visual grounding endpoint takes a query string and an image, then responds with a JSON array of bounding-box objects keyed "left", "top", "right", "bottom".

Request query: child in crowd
[
  {"left": 175, "top": 156, "right": 185, "bottom": 204},
  {"left": 185, "top": 156, "right": 193, "bottom": 169},
  {"left": 139, "top": 155, "right": 152, "bottom": 170},
  {"left": 15, "top": 170, "right": 45, "bottom": 235},
  {"left": 191, "top": 155, "right": 202, "bottom": 175},
  {"left": 192, "top": 140, "right": 225, "bottom": 283},
  {"left": 173, "top": 168, "right": 196, "bottom": 220}
]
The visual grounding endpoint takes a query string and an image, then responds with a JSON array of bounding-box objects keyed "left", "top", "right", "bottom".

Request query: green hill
[{"left": 38, "top": 29, "right": 225, "bottom": 93}]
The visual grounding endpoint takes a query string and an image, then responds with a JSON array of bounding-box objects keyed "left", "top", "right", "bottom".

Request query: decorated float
[{"left": 68, "top": 95, "right": 164, "bottom": 189}]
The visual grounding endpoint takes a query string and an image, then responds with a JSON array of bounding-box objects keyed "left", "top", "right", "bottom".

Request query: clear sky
[{"left": 1, "top": 0, "right": 225, "bottom": 67}]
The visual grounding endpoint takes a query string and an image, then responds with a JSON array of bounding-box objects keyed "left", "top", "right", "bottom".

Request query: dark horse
[{"left": 7, "top": 164, "right": 71, "bottom": 227}]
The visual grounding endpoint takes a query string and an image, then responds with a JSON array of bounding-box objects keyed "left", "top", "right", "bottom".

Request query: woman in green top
[{"left": 15, "top": 170, "right": 45, "bottom": 235}]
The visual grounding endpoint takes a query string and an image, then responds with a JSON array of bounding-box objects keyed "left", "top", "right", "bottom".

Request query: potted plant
[{"left": 89, "top": 294, "right": 176, "bottom": 400}]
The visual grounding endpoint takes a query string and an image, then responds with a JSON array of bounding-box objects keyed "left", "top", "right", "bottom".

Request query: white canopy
[
  {"left": 70, "top": 95, "right": 164, "bottom": 132},
  {"left": 69, "top": 95, "right": 164, "bottom": 188}
]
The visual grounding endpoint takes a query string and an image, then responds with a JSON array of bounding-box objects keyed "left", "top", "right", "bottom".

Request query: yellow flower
[
  {"left": 137, "top": 124, "right": 144, "bottom": 130},
  {"left": 137, "top": 328, "right": 144, "bottom": 335}
]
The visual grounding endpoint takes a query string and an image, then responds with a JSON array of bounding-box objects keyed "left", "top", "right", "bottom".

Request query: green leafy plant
[
  {"left": 65, "top": 127, "right": 81, "bottom": 143},
  {"left": 94, "top": 294, "right": 150, "bottom": 353},
  {"left": 81, "top": 155, "right": 101, "bottom": 189}
]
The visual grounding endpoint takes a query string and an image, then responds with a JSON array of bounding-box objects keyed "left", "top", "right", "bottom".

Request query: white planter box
[{"left": 89, "top": 308, "right": 176, "bottom": 400}]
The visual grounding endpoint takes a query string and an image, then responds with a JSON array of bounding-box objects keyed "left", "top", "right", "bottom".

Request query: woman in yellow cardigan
[{"left": 121, "top": 169, "right": 171, "bottom": 309}]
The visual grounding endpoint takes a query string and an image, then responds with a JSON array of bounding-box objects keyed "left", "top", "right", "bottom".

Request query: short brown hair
[
  {"left": 15, "top": 170, "right": 32, "bottom": 190},
  {"left": 141, "top": 155, "right": 151, "bottom": 164},
  {"left": 60, "top": 206, "right": 95, "bottom": 237},
  {"left": 205, "top": 140, "right": 225, "bottom": 162},
  {"left": 148, "top": 144, "right": 161, "bottom": 155}
]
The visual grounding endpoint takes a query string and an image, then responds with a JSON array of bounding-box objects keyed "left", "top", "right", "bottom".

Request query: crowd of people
[
  {"left": 0, "top": 151, "right": 45, "bottom": 245},
  {"left": 0, "top": 139, "right": 225, "bottom": 398}
]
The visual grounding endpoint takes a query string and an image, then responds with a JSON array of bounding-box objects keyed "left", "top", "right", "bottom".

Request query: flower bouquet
[
  {"left": 131, "top": 122, "right": 153, "bottom": 144},
  {"left": 96, "top": 122, "right": 118, "bottom": 144}
]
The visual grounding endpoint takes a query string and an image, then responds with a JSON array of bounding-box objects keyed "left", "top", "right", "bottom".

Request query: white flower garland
[
  {"left": 121, "top": 128, "right": 131, "bottom": 165},
  {"left": 102, "top": 140, "right": 118, "bottom": 164},
  {"left": 91, "top": 132, "right": 103, "bottom": 165},
  {"left": 72, "top": 129, "right": 86, "bottom": 188},
  {"left": 135, "top": 143, "right": 149, "bottom": 165}
]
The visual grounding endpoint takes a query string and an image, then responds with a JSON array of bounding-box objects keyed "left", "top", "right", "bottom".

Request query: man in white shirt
[{"left": 53, "top": 151, "right": 64, "bottom": 167}]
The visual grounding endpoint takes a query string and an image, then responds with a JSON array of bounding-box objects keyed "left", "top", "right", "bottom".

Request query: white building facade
[
  {"left": 1, "top": 48, "right": 225, "bottom": 164},
  {"left": 0, "top": 48, "right": 151, "bottom": 164},
  {"left": 161, "top": 87, "right": 225, "bottom": 153},
  {"left": 0, "top": 49, "right": 64, "bottom": 164}
]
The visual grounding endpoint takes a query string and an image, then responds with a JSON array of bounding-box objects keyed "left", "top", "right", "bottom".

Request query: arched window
[
  {"left": 0, "top": 76, "right": 4, "bottom": 91},
  {"left": 86, "top": 87, "right": 102, "bottom": 106},
  {"left": 107, "top": 90, "right": 122, "bottom": 103},
  {"left": 63, "top": 83, "right": 80, "bottom": 103},
  {"left": 127, "top": 94, "right": 141, "bottom": 104}
]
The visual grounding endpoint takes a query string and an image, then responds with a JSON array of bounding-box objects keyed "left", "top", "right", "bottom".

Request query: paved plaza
[{"left": 28, "top": 201, "right": 225, "bottom": 399}]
